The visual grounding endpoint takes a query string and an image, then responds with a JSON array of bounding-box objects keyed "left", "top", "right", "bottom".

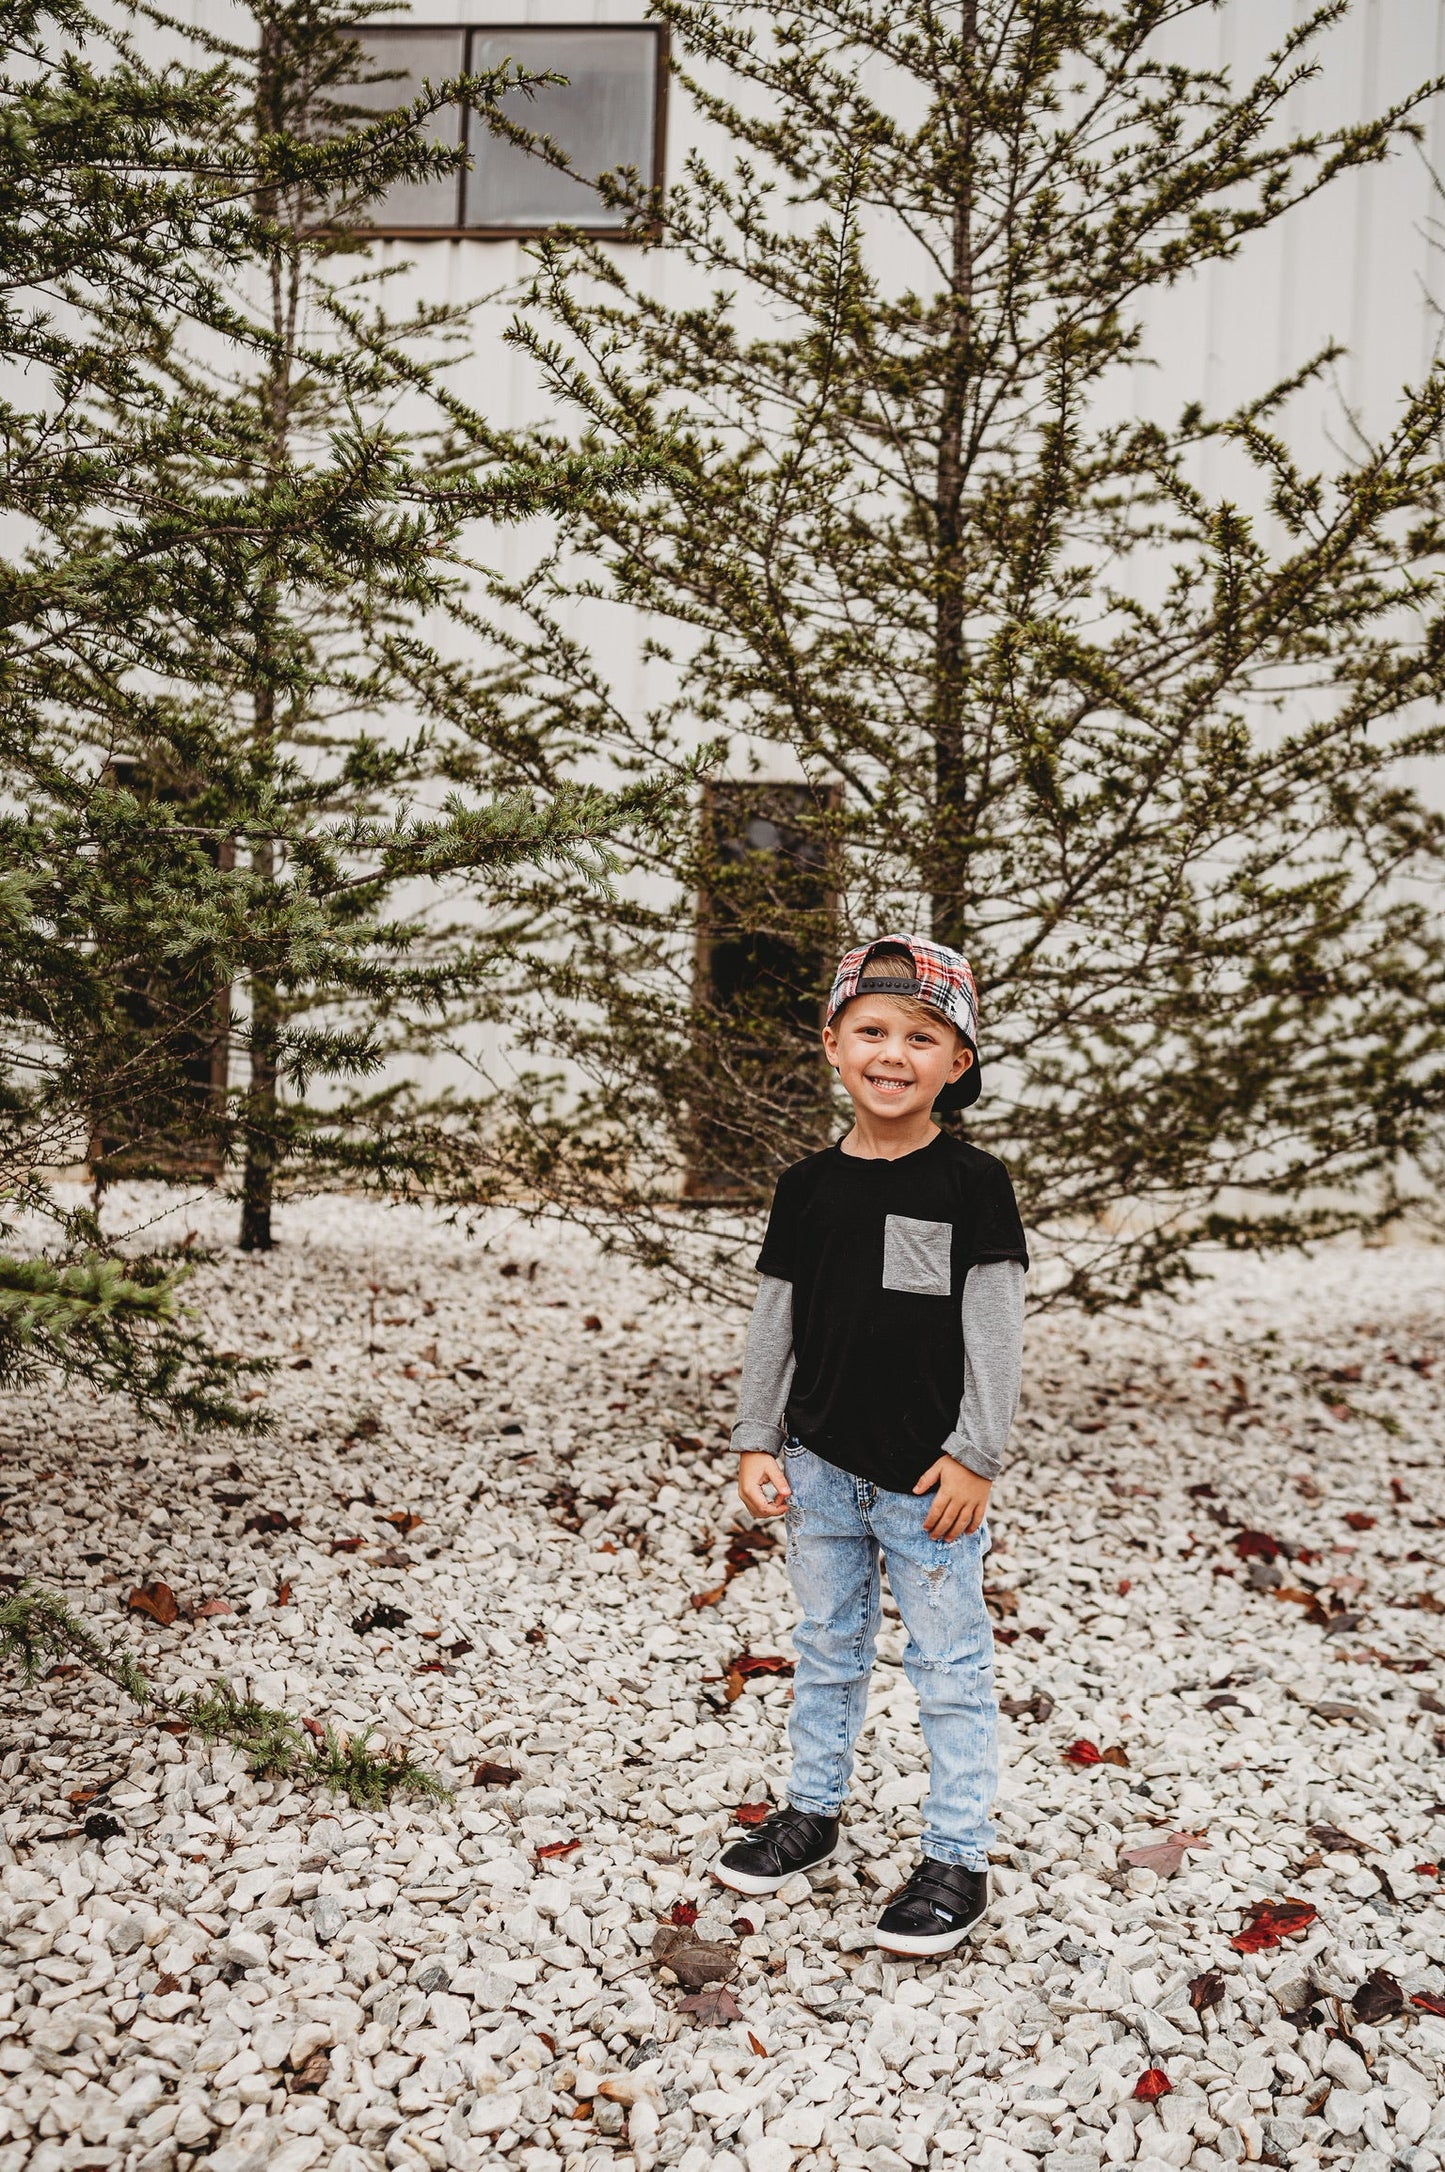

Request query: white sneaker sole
[
  {"left": 711, "top": 1844, "right": 837, "bottom": 1897},
  {"left": 874, "top": 1913, "right": 986, "bottom": 1957}
]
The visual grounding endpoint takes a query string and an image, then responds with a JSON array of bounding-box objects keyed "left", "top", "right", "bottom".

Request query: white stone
[
  {"left": 288, "top": 2023, "right": 332, "bottom": 2069},
  {"left": 268, "top": 2140, "right": 327, "bottom": 2172},
  {"left": 173, "top": 2100, "right": 214, "bottom": 2146},
  {"left": 1326, "top": 2090, "right": 1368, "bottom": 2138},
  {"left": 1397, "top": 2097, "right": 1432, "bottom": 2145},
  {"left": 107, "top": 1916, "right": 146, "bottom": 1955},
  {"left": 745, "top": 2140, "right": 795, "bottom": 2172},
  {"left": 427, "top": 1992, "right": 472, "bottom": 2044},
  {"left": 874, "top": 1773, "right": 929, "bottom": 1810},
  {"left": 222, "top": 1930, "right": 269, "bottom": 1973},
  {"left": 1323, "top": 2041, "right": 1370, "bottom": 2094},
  {"left": 771, "top": 2107, "right": 825, "bottom": 2147}
]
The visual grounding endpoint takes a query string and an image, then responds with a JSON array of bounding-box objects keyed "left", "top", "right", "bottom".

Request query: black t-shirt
[{"left": 756, "top": 1130, "right": 1028, "bottom": 1492}]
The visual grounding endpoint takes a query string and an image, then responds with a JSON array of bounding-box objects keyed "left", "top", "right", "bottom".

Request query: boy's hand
[
  {"left": 913, "top": 1455, "right": 990, "bottom": 1540},
  {"left": 737, "top": 1451, "right": 791, "bottom": 1519}
]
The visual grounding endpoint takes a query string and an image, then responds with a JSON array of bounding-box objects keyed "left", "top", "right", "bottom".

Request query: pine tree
[
  {"left": 0, "top": 0, "right": 671, "bottom": 1415},
  {"left": 469, "top": 0, "right": 1445, "bottom": 1305}
]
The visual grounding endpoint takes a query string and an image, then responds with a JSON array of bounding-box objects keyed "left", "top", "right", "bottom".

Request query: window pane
[
  {"left": 349, "top": 30, "right": 466, "bottom": 229},
  {"left": 464, "top": 28, "right": 658, "bottom": 231}
]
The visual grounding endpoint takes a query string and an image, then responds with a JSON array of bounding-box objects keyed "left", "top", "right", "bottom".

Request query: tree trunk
[
  {"left": 931, "top": 0, "right": 977, "bottom": 952},
  {"left": 238, "top": 17, "right": 288, "bottom": 1252},
  {"left": 239, "top": 852, "right": 278, "bottom": 1251}
]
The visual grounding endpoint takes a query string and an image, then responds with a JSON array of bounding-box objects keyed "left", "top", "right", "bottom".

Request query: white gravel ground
[{"left": 1, "top": 1190, "right": 1443, "bottom": 2172}]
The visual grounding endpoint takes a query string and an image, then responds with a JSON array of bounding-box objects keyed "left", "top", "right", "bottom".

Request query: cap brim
[{"left": 933, "top": 1048, "right": 982, "bottom": 1113}]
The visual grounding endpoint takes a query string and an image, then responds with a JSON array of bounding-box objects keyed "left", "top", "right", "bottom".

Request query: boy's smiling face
[{"left": 823, "top": 993, "right": 974, "bottom": 1124}]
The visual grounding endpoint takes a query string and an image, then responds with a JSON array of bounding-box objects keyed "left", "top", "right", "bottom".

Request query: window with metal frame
[{"left": 346, "top": 22, "right": 666, "bottom": 237}]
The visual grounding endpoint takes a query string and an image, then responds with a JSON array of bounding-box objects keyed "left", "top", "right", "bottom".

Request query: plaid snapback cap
[{"left": 826, "top": 935, "right": 982, "bottom": 1109}]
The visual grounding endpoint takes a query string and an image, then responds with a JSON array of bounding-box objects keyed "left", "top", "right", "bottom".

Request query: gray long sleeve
[
  {"left": 731, "top": 1258, "right": 1024, "bottom": 1477},
  {"left": 730, "top": 1275, "right": 796, "bottom": 1454},
  {"left": 939, "top": 1257, "right": 1027, "bottom": 1481}
]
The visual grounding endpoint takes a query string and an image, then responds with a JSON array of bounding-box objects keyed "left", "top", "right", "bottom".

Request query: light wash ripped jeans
[{"left": 781, "top": 1439, "right": 998, "bottom": 1869}]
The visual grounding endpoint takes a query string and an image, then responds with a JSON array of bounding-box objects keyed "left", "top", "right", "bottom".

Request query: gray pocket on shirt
[{"left": 882, "top": 1214, "right": 953, "bottom": 1295}]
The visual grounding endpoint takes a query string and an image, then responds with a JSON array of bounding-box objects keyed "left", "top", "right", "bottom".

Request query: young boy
[{"left": 713, "top": 936, "right": 1027, "bottom": 1956}]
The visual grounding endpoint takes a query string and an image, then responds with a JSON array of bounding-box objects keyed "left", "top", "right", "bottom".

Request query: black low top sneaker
[
  {"left": 875, "top": 1860, "right": 988, "bottom": 1956},
  {"left": 712, "top": 1806, "right": 840, "bottom": 1897}
]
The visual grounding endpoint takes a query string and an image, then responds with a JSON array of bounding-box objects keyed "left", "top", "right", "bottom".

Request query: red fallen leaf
[
  {"left": 330, "top": 1537, "right": 365, "bottom": 1554},
  {"left": 724, "top": 1528, "right": 777, "bottom": 1579},
  {"left": 1351, "top": 1968, "right": 1404, "bottom": 2023},
  {"left": 191, "top": 1597, "right": 233, "bottom": 1618},
  {"left": 1117, "top": 1579, "right": 1131, "bottom": 1596},
  {"left": 1231, "top": 1898, "right": 1317, "bottom": 1952},
  {"left": 244, "top": 1510, "right": 290, "bottom": 1535},
  {"left": 747, "top": 2030, "right": 769, "bottom": 2056},
  {"left": 301, "top": 1717, "right": 326, "bottom": 1741},
  {"left": 1413, "top": 1991, "right": 1445, "bottom": 2017},
  {"left": 1413, "top": 1863, "right": 1438, "bottom": 1877},
  {"left": 670, "top": 1900, "right": 699, "bottom": 1926},
  {"left": 733, "top": 1801, "right": 771, "bottom": 1827},
  {"left": 727, "top": 1652, "right": 795, "bottom": 1679},
  {"left": 1344, "top": 1512, "right": 1377, "bottom": 1531},
  {"left": 536, "top": 1838, "right": 580, "bottom": 1860},
  {"left": 1232, "top": 1529, "right": 1283, "bottom": 1563},
  {"left": 1189, "top": 1970, "right": 1226, "bottom": 2012},
  {"left": 127, "top": 1582, "right": 179, "bottom": 1627},
  {"left": 678, "top": 1985, "right": 742, "bottom": 2026},
  {"left": 1119, "top": 1831, "right": 1207, "bottom": 1877},
  {"left": 474, "top": 1761, "right": 520, "bottom": 1787},
  {"left": 733, "top": 1916, "right": 756, "bottom": 1937},
  {"left": 1100, "top": 1744, "right": 1130, "bottom": 1768},
  {"left": 1309, "top": 1821, "right": 1371, "bottom": 1854},
  {"left": 1134, "top": 2068, "right": 1173, "bottom": 2102},
  {"left": 415, "top": 1660, "right": 446, "bottom": 1675},
  {"left": 583, "top": 1314, "right": 602, "bottom": 1330},
  {"left": 448, "top": 1638, "right": 474, "bottom": 1657},
  {"left": 691, "top": 1584, "right": 727, "bottom": 1610},
  {"left": 1063, "top": 1739, "right": 1102, "bottom": 1767},
  {"left": 1391, "top": 1478, "right": 1413, "bottom": 1503},
  {"left": 379, "top": 1510, "right": 424, "bottom": 1534},
  {"left": 274, "top": 1581, "right": 292, "bottom": 1606}
]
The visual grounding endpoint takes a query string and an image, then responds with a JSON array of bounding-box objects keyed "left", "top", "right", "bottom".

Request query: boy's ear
[{"left": 949, "top": 1043, "right": 976, "bottom": 1083}]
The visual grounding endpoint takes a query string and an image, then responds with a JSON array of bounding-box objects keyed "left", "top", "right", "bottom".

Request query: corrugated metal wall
[{"left": 167, "top": 2, "right": 1445, "bottom": 445}]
